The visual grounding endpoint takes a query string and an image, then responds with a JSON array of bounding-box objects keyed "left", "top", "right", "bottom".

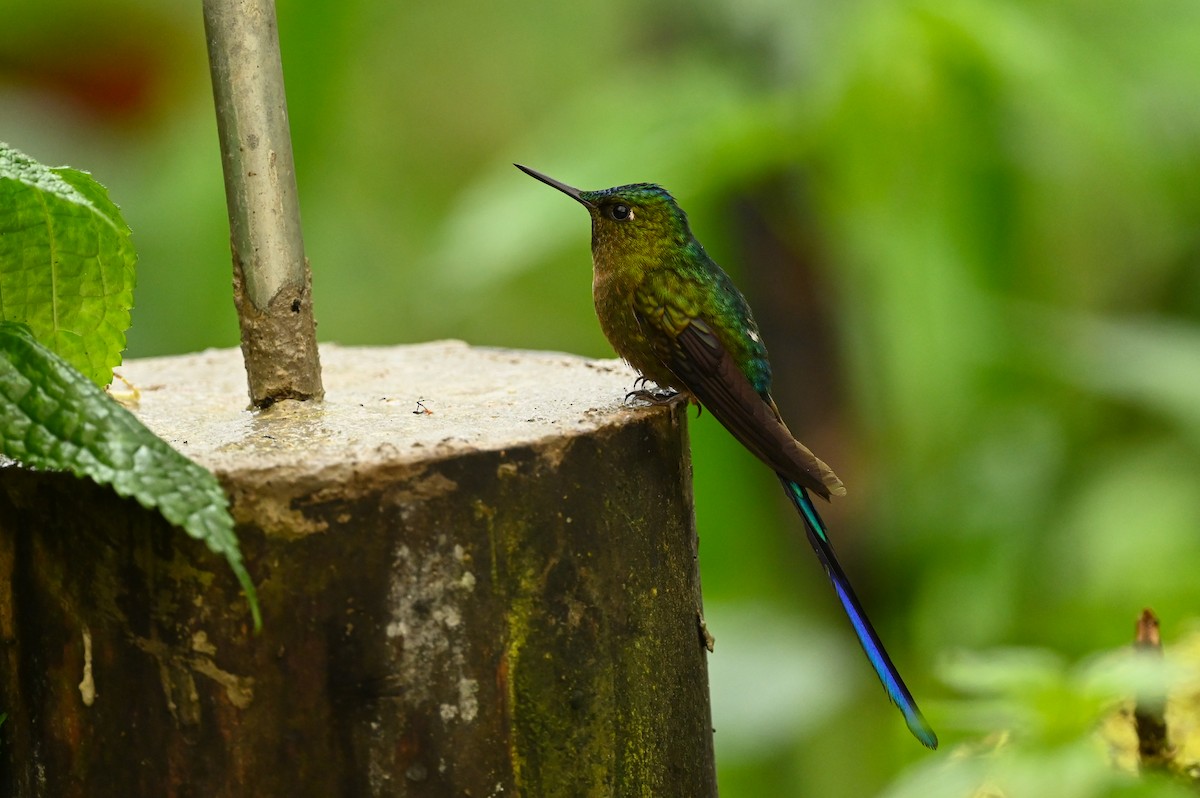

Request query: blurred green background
[{"left": 4, "top": 0, "right": 1200, "bottom": 794}]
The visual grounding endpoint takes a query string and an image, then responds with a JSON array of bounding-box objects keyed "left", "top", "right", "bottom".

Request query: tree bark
[{"left": 0, "top": 342, "right": 716, "bottom": 797}]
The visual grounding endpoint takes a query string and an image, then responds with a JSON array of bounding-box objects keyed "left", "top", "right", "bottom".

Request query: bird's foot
[
  {"left": 624, "top": 386, "right": 703, "bottom": 417},
  {"left": 624, "top": 386, "right": 681, "bottom": 405}
]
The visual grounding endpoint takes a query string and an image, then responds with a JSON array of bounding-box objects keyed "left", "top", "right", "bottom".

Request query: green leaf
[
  {"left": 0, "top": 143, "right": 136, "bottom": 387},
  {"left": 0, "top": 321, "right": 260, "bottom": 629}
]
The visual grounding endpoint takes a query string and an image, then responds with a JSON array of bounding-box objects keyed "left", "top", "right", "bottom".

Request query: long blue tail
[{"left": 780, "top": 476, "right": 938, "bottom": 749}]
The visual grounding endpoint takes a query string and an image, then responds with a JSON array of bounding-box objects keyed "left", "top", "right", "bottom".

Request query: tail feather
[{"left": 780, "top": 476, "right": 938, "bottom": 749}]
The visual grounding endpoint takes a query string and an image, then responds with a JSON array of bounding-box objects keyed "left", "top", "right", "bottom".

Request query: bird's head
[{"left": 516, "top": 164, "right": 693, "bottom": 265}]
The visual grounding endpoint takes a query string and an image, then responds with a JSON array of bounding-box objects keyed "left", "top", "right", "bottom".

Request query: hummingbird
[{"left": 516, "top": 164, "right": 937, "bottom": 749}]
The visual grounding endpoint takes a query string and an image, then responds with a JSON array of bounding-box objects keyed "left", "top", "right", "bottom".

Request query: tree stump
[{"left": 0, "top": 342, "right": 716, "bottom": 797}]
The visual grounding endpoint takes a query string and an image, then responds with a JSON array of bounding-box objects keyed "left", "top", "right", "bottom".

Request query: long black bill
[{"left": 514, "top": 164, "right": 595, "bottom": 209}]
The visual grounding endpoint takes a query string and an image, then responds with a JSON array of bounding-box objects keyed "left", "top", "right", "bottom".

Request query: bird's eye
[{"left": 608, "top": 203, "right": 633, "bottom": 221}]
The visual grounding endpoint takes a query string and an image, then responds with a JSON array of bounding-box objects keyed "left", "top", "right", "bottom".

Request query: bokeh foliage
[{"left": 3, "top": 0, "right": 1199, "bottom": 794}]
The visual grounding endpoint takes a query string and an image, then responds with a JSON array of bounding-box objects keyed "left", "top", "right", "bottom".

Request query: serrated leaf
[
  {"left": 0, "top": 143, "right": 136, "bottom": 387},
  {"left": 0, "top": 321, "right": 260, "bottom": 629}
]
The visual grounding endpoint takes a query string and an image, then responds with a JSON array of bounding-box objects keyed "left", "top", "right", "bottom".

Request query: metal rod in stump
[{"left": 203, "top": 0, "right": 323, "bottom": 407}]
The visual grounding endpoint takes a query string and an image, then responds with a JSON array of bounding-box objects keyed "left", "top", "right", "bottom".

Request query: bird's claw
[
  {"left": 624, "top": 386, "right": 702, "bottom": 417},
  {"left": 624, "top": 387, "right": 680, "bottom": 405}
]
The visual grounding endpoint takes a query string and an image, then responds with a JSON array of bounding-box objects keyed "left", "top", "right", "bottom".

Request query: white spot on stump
[{"left": 79, "top": 626, "right": 95, "bottom": 707}]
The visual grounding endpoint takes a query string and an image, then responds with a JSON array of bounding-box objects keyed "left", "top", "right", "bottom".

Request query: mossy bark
[{"left": 0, "top": 344, "right": 717, "bottom": 797}]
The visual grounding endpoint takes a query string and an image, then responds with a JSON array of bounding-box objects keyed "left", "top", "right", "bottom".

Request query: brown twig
[{"left": 1133, "top": 608, "right": 1170, "bottom": 769}]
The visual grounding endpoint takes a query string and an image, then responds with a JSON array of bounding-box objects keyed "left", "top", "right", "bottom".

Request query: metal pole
[{"left": 203, "top": 0, "right": 323, "bottom": 407}]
